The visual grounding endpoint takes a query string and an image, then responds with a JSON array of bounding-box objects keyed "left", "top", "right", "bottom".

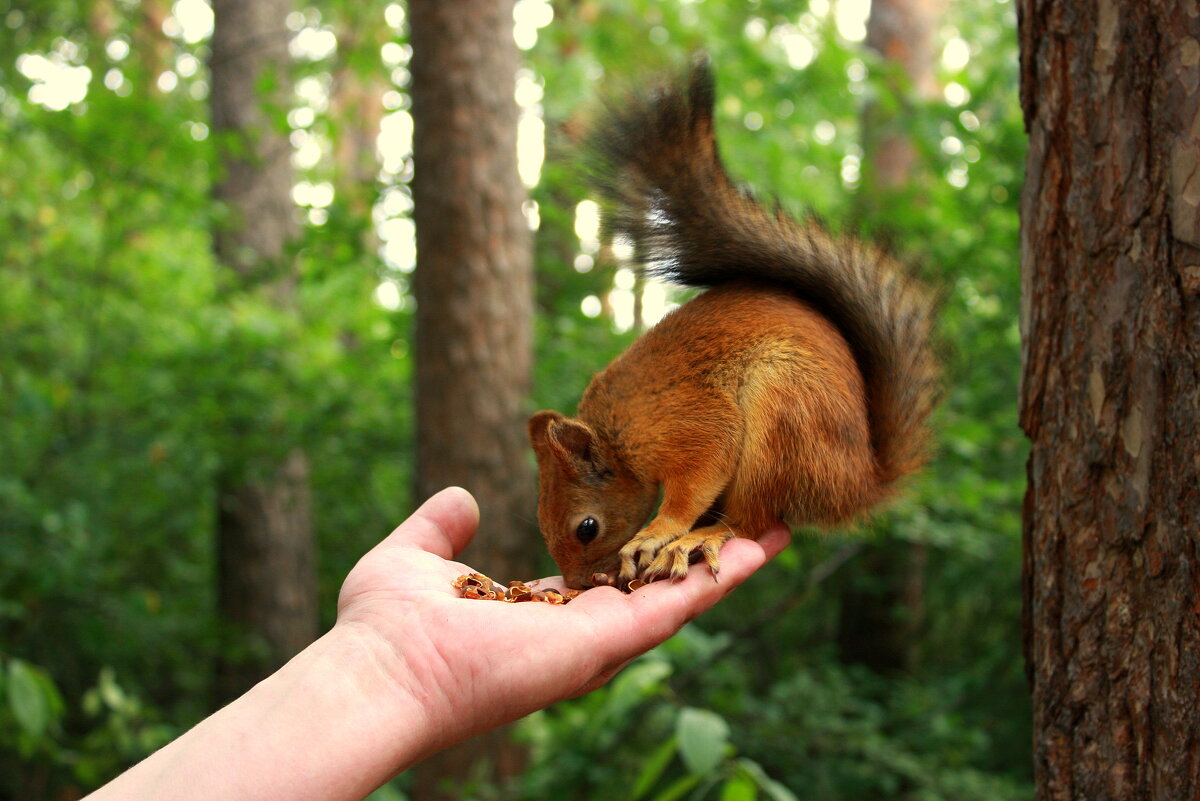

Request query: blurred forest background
[{"left": 0, "top": 0, "right": 1027, "bottom": 799}]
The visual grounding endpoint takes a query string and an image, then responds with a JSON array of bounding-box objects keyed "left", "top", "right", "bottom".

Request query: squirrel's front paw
[
  {"left": 618, "top": 525, "right": 734, "bottom": 583},
  {"left": 618, "top": 527, "right": 690, "bottom": 583}
]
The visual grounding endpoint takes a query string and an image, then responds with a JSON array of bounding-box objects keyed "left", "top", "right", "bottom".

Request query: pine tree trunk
[
  {"left": 329, "top": 10, "right": 390, "bottom": 228},
  {"left": 1018, "top": 1, "right": 1200, "bottom": 798},
  {"left": 209, "top": 0, "right": 318, "bottom": 704},
  {"left": 860, "top": 0, "right": 943, "bottom": 196},
  {"left": 215, "top": 450, "right": 316, "bottom": 699},
  {"left": 408, "top": 0, "right": 536, "bottom": 796}
]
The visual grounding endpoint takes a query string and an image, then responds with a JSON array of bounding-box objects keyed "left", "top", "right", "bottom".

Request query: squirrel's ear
[
  {"left": 528, "top": 410, "right": 611, "bottom": 481},
  {"left": 528, "top": 410, "right": 565, "bottom": 454}
]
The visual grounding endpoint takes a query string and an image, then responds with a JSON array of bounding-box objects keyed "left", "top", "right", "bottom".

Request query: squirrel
[{"left": 528, "top": 59, "right": 939, "bottom": 590}]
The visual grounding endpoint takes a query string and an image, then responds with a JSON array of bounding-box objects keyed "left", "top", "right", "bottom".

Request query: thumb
[{"left": 375, "top": 487, "right": 480, "bottom": 560}]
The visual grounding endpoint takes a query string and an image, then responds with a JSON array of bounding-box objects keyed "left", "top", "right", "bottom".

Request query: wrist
[
  {"left": 87, "top": 623, "right": 427, "bottom": 801},
  {"left": 277, "top": 622, "right": 430, "bottom": 788}
]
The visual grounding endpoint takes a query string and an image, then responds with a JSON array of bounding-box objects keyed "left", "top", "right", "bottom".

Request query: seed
[{"left": 453, "top": 573, "right": 577, "bottom": 604}]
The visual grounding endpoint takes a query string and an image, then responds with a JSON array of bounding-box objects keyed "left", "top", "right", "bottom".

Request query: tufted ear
[
  {"left": 528, "top": 410, "right": 564, "bottom": 455},
  {"left": 528, "top": 410, "right": 612, "bottom": 481}
]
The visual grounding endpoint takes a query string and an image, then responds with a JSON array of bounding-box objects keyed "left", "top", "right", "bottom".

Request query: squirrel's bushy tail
[{"left": 588, "top": 58, "right": 940, "bottom": 490}]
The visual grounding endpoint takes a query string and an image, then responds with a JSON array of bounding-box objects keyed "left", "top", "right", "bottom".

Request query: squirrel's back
[{"left": 587, "top": 58, "right": 939, "bottom": 494}]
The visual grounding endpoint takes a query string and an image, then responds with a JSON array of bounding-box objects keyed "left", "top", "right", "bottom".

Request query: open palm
[{"left": 334, "top": 487, "right": 791, "bottom": 759}]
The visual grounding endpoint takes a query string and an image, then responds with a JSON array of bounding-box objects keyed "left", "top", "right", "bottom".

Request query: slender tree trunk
[
  {"left": 408, "top": 0, "right": 535, "bottom": 797},
  {"left": 215, "top": 450, "right": 316, "bottom": 696},
  {"left": 209, "top": 0, "right": 318, "bottom": 704},
  {"left": 134, "top": 0, "right": 172, "bottom": 90},
  {"left": 859, "top": 0, "right": 943, "bottom": 197},
  {"left": 836, "top": 0, "right": 943, "bottom": 676},
  {"left": 1018, "top": 1, "right": 1200, "bottom": 798},
  {"left": 329, "top": 10, "right": 390, "bottom": 229}
]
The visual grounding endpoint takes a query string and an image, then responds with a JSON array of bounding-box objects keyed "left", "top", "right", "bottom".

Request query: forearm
[{"left": 86, "top": 623, "right": 421, "bottom": 801}]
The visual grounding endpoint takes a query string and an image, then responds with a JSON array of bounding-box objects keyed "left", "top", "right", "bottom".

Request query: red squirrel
[{"left": 529, "top": 61, "right": 939, "bottom": 590}]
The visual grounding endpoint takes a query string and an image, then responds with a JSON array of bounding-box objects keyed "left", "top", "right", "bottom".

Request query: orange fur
[{"left": 529, "top": 61, "right": 938, "bottom": 589}]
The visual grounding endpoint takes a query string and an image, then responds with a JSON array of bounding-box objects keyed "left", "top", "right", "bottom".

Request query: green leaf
[
  {"left": 735, "top": 759, "right": 798, "bottom": 801},
  {"left": 675, "top": 706, "right": 730, "bottom": 777},
  {"left": 606, "top": 658, "right": 672, "bottom": 721},
  {"left": 7, "top": 659, "right": 49, "bottom": 739},
  {"left": 97, "top": 666, "right": 129, "bottom": 712},
  {"left": 364, "top": 781, "right": 407, "bottom": 801},
  {"left": 649, "top": 772, "right": 702, "bottom": 801},
  {"left": 719, "top": 772, "right": 758, "bottom": 801},
  {"left": 758, "top": 777, "right": 798, "bottom": 801},
  {"left": 630, "top": 735, "right": 679, "bottom": 801}
]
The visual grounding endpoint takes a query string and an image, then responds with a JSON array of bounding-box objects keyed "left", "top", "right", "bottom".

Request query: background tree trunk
[
  {"left": 408, "top": 0, "right": 536, "bottom": 797},
  {"left": 209, "top": 0, "right": 319, "bottom": 704},
  {"left": 1018, "top": 1, "right": 1200, "bottom": 798},
  {"left": 836, "top": 0, "right": 943, "bottom": 676},
  {"left": 329, "top": 9, "right": 390, "bottom": 230},
  {"left": 859, "top": 0, "right": 943, "bottom": 198}
]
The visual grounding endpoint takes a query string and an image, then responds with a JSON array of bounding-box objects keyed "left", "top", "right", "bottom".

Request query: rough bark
[
  {"left": 209, "top": 0, "right": 318, "bottom": 703},
  {"left": 1018, "top": 1, "right": 1200, "bottom": 798},
  {"left": 408, "top": 0, "right": 536, "bottom": 797}
]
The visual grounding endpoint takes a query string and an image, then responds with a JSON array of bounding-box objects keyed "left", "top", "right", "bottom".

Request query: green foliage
[
  {"left": 5, "top": 658, "right": 65, "bottom": 749},
  {"left": 1, "top": 0, "right": 1029, "bottom": 798},
  {"left": 516, "top": 628, "right": 1026, "bottom": 801}
]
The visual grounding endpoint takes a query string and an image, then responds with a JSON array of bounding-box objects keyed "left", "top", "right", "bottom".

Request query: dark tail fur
[{"left": 588, "top": 57, "right": 939, "bottom": 489}]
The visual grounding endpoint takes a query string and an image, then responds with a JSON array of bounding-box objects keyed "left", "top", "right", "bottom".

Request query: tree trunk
[
  {"left": 408, "top": 0, "right": 536, "bottom": 797},
  {"left": 329, "top": 9, "right": 390, "bottom": 228},
  {"left": 209, "top": 0, "right": 318, "bottom": 704},
  {"left": 836, "top": 540, "right": 927, "bottom": 674},
  {"left": 836, "top": 0, "right": 943, "bottom": 676},
  {"left": 859, "top": 0, "right": 943, "bottom": 198},
  {"left": 1018, "top": 1, "right": 1200, "bottom": 799},
  {"left": 215, "top": 450, "right": 316, "bottom": 698}
]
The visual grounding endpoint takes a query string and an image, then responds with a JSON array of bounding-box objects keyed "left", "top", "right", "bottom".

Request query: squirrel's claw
[
  {"left": 620, "top": 526, "right": 735, "bottom": 584},
  {"left": 642, "top": 545, "right": 692, "bottom": 583},
  {"left": 618, "top": 525, "right": 678, "bottom": 582}
]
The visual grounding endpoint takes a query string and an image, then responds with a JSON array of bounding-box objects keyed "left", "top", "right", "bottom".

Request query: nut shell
[{"left": 453, "top": 574, "right": 577, "bottom": 604}]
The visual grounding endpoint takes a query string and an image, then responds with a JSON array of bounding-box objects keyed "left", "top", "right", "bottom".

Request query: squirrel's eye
[{"left": 576, "top": 517, "right": 599, "bottom": 545}]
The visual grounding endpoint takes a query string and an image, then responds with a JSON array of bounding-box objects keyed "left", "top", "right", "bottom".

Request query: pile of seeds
[
  {"left": 452, "top": 571, "right": 650, "bottom": 602},
  {"left": 452, "top": 572, "right": 581, "bottom": 604}
]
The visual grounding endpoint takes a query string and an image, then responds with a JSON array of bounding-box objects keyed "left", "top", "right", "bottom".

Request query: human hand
[
  {"left": 83, "top": 487, "right": 789, "bottom": 801},
  {"left": 334, "top": 486, "right": 791, "bottom": 769}
]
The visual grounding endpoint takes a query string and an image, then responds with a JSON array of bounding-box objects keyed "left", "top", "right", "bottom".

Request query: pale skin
[{"left": 84, "top": 486, "right": 791, "bottom": 801}]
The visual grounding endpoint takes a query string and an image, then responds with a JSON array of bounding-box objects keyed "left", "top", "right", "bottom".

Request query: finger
[
  {"left": 566, "top": 535, "right": 771, "bottom": 660},
  {"left": 524, "top": 576, "right": 566, "bottom": 590},
  {"left": 756, "top": 523, "right": 792, "bottom": 561},
  {"left": 377, "top": 486, "right": 480, "bottom": 560},
  {"left": 631, "top": 537, "right": 769, "bottom": 637}
]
